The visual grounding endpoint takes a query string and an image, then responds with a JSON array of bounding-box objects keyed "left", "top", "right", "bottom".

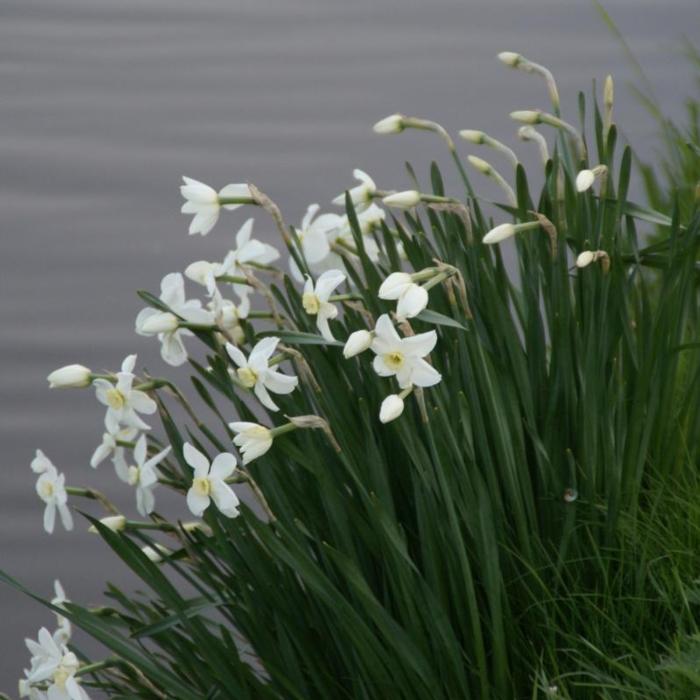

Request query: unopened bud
[
  {"left": 373, "top": 114, "right": 405, "bottom": 134},
  {"left": 382, "top": 190, "right": 421, "bottom": 209},
  {"left": 459, "top": 129, "right": 486, "bottom": 144},
  {"left": 89, "top": 515, "right": 126, "bottom": 533},
  {"left": 379, "top": 394, "right": 405, "bottom": 423},
  {"left": 343, "top": 330, "right": 373, "bottom": 358},
  {"left": 47, "top": 364, "right": 92, "bottom": 389},
  {"left": 140, "top": 312, "right": 179, "bottom": 335}
]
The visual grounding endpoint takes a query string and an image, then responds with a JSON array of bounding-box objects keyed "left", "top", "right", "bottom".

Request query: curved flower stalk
[
  {"left": 302, "top": 269, "right": 346, "bottom": 341},
  {"left": 226, "top": 337, "right": 298, "bottom": 411},
  {"left": 92, "top": 354, "right": 156, "bottom": 431},
  {"left": 183, "top": 443, "right": 240, "bottom": 518},
  {"left": 125, "top": 435, "right": 171, "bottom": 516},
  {"left": 180, "top": 176, "right": 254, "bottom": 236},
  {"left": 467, "top": 155, "right": 517, "bottom": 206},
  {"left": 517, "top": 126, "right": 549, "bottom": 164},
  {"left": 135, "top": 273, "right": 214, "bottom": 366},
  {"left": 497, "top": 51, "right": 560, "bottom": 112},
  {"left": 459, "top": 129, "right": 519, "bottom": 168}
]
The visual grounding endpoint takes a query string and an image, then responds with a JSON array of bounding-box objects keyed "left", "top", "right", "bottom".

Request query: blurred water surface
[{"left": 1, "top": 0, "right": 697, "bottom": 690}]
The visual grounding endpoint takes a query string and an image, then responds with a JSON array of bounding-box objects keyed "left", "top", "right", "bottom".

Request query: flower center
[
  {"left": 105, "top": 388, "right": 126, "bottom": 410},
  {"left": 302, "top": 292, "right": 320, "bottom": 315},
  {"left": 40, "top": 481, "right": 54, "bottom": 498},
  {"left": 192, "top": 476, "right": 211, "bottom": 496},
  {"left": 247, "top": 426, "right": 270, "bottom": 440},
  {"left": 53, "top": 668, "right": 70, "bottom": 690},
  {"left": 237, "top": 366, "right": 258, "bottom": 388},
  {"left": 127, "top": 465, "right": 140, "bottom": 486},
  {"left": 383, "top": 351, "right": 405, "bottom": 370}
]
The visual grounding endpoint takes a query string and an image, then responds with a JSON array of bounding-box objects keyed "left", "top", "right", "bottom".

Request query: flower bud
[
  {"left": 141, "top": 544, "right": 170, "bottom": 563},
  {"left": 510, "top": 110, "right": 541, "bottom": 125},
  {"left": 373, "top": 114, "right": 404, "bottom": 134},
  {"left": 467, "top": 155, "right": 492, "bottom": 174},
  {"left": 459, "top": 129, "right": 485, "bottom": 144},
  {"left": 575, "top": 169, "right": 595, "bottom": 192},
  {"left": 379, "top": 394, "right": 405, "bottom": 424},
  {"left": 88, "top": 515, "right": 127, "bottom": 533},
  {"left": 483, "top": 223, "right": 516, "bottom": 245},
  {"left": 382, "top": 190, "right": 421, "bottom": 209},
  {"left": 140, "top": 312, "right": 179, "bottom": 335},
  {"left": 343, "top": 330, "right": 373, "bottom": 358},
  {"left": 184, "top": 260, "right": 216, "bottom": 287},
  {"left": 47, "top": 364, "right": 92, "bottom": 389},
  {"left": 498, "top": 51, "right": 521, "bottom": 67},
  {"left": 604, "top": 75, "right": 614, "bottom": 111}
]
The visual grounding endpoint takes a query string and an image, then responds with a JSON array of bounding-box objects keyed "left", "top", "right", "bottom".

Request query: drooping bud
[
  {"left": 459, "top": 129, "right": 486, "bottom": 144},
  {"left": 379, "top": 394, "right": 405, "bottom": 423},
  {"left": 373, "top": 114, "right": 405, "bottom": 134},
  {"left": 343, "top": 330, "right": 373, "bottom": 358},
  {"left": 575, "top": 165, "right": 608, "bottom": 192},
  {"left": 382, "top": 190, "right": 421, "bottom": 209},
  {"left": 139, "top": 312, "right": 179, "bottom": 335},
  {"left": 498, "top": 51, "right": 521, "bottom": 67},
  {"left": 88, "top": 515, "right": 127, "bottom": 534},
  {"left": 47, "top": 364, "right": 92, "bottom": 389},
  {"left": 483, "top": 223, "right": 516, "bottom": 245}
]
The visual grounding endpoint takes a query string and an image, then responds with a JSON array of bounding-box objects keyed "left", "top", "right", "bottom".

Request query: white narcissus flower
[
  {"left": 288, "top": 204, "right": 343, "bottom": 281},
  {"left": 229, "top": 422, "right": 273, "bottom": 464},
  {"left": 370, "top": 314, "right": 441, "bottom": 389},
  {"left": 378, "top": 272, "right": 429, "bottom": 320},
  {"left": 46, "top": 365, "right": 92, "bottom": 389},
  {"left": 25, "top": 628, "right": 86, "bottom": 700},
  {"left": 226, "top": 337, "right": 298, "bottom": 412},
  {"left": 135, "top": 273, "right": 214, "bottom": 367},
  {"left": 126, "top": 435, "right": 171, "bottom": 517},
  {"left": 382, "top": 190, "right": 421, "bottom": 209},
  {"left": 373, "top": 114, "right": 405, "bottom": 134},
  {"left": 51, "top": 580, "right": 71, "bottom": 645},
  {"left": 379, "top": 394, "right": 405, "bottom": 423},
  {"left": 208, "top": 286, "right": 247, "bottom": 342},
  {"left": 218, "top": 218, "right": 280, "bottom": 310},
  {"left": 180, "top": 176, "right": 252, "bottom": 236},
  {"left": 93, "top": 354, "right": 156, "bottom": 431},
  {"left": 31, "top": 449, "right": 56, "bottom": 475},
  {"left": 343, "top": 330, "right": 373, "bottom": 359},
  {"left": 35, "top": 465, "right": 72, "bottom": 535},
  {"left": 183, "top": 443, "right": 240, "bottom": 518},
  {"left": 302, "top": 269, "right": 346, "bottom": 341},
  {"left": 332, "top": 169, "right": 376, "bottom": 210},
  {"left": 90, "top": 417, "right": 138, "bottom": 482}
]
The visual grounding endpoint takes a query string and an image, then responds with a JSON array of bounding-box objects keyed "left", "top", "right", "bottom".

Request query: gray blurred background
[{"left": 1, "top": 0, "right": 697, "bottom": 692}]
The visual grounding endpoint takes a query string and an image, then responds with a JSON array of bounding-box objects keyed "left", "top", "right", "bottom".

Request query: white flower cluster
[{"left": 19, "top": 582, "right": 91, "bottom": 700}]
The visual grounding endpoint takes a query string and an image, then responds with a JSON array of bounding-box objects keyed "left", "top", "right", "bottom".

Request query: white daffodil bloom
[
  {"left": 343, "top": 329, "right": 373, "bottom": 358},
  {"left": 332, "top": 169, "right": 376, "bottom": 210},
  {"left": 208, "top": 286, "right": 247, "bottom": 343},
  {"left": 25, "top": 628, "right": 89, "bottom": 700},
  {"left": 90, "top": 417, "right": 138, "bottom": 482},
  {"left": 302, "top": 270, "right": 346, "bottom": 341},
  {"left": 370, "top": 314, "right": 441, "bottom": 389},
  {"left": 183, "top": 443, "right": 240, "bottom": 518},
  {"left": 219, "top": 218, "right": 280, "bottom": 309},
  {"left": 93, "top": 354, "right": 157, "bottom": 431},
  {"left": 51, "top": 580, "right": 71, "bottom": 645},
  {"left": 31, "top": 449, "right": 56, "bottom": 475},
  {"left": 378, "top": 272, "right": 429, "bottom": 320},
  {"left": 35, "top": 467, "right": 72, "bottom": 535},
  {"left": 135, "top": 273, "right": 214, "bottom": 367},
  {"left": 180, "top": 176, "right": 252, "bottom": 236},
  {"left": 126, "top": 435, "right": 171, "bottom": 517},
  {"left": 229, "top": 422, "right": 274, "bottom": 464},
  {"left": 226, "top": 337, "right": 298, "bottom": 412},
  {"left": 289, "top": 205, "right": 344, "bottom": 281},
  {"left": 46, "top": 365, "right": 92, "bottom": 389},
  {"left": 379, "top": 394, "right": 405, "bottom": 423}
]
